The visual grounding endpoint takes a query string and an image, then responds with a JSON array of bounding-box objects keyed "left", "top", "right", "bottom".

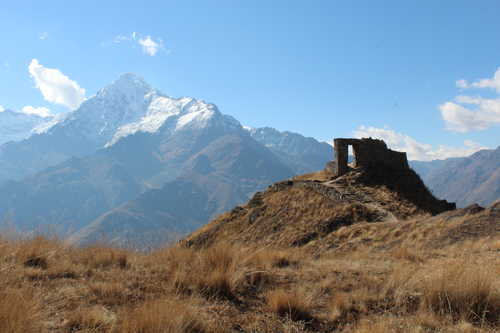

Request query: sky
[{"left": 0, "top": 0, "right": 499, "bottom": 161}]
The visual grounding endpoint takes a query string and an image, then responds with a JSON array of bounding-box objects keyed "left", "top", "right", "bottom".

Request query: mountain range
[
  {"left": 0, "top": 74, "right": 331, "bottom": 246},
  {"left": 0, "top": 109, "right": 53, "bottom": 146},
  {"left": 0, "top": 73, "right": 497, "bottom": 247},
  {"left": 411, "top": 147, "right": 500, "bottom": 207}
]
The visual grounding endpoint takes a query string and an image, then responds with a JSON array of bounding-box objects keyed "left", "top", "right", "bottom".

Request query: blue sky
[{"left": 1, "top": 1, "right": 499, "bottom": 160}]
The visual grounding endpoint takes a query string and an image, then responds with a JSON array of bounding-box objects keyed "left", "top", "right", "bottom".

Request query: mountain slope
[
  {"left": 247, "top": 126, "right": 332, "bottom": 174},
  {"left": 0, "top": 153, "right": 142, "bottom": 234},
  {"left": 0, "top": 109, "right": 53, "bottom": 145},
  {"left": 69, "top": 134, "right": 294, "bottom": 247},
  {"left": 420, "top": 147, "right": 500, "bottom": 207}
]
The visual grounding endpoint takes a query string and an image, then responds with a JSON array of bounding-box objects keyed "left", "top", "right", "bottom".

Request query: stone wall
[{"left": 331, "top": 138, "right": 409, "bottom": 177}]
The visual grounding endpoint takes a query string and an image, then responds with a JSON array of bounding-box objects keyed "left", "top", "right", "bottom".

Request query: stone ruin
[{"left": 326, "top": 138, "right": 409, "bottom": 177}]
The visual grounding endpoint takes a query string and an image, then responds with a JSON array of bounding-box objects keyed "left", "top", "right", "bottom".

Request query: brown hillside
[{"left": 183, "top": 167, "right": 456, "bottom": 252}]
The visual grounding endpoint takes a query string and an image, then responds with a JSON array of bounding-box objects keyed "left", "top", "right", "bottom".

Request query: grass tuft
[
  {"left": 266, "top": 288, "right": 314, "bottom": 322},
  {"left": 116, "top": 299, "right": 210, "bottom": 333}
]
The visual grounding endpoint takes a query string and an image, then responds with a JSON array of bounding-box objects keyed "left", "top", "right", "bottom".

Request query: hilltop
[{"left": 184, "top": 138, "right": 456, "bottom": 251}]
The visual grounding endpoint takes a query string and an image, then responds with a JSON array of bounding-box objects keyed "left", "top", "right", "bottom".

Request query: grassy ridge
[{"left": 0, "top": 232, "right": 499, "bottom": 332}]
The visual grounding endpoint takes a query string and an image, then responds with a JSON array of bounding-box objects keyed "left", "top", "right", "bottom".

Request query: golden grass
[
  {"left": 115, "top": 299, "right": 210, "bottom": 333},
  {"left": 266, "top": 288, "right": 313, "bottom": 322},
  {"left": 167, "top": 243, "right": 238, "bottom": 299},
  {"left": 0, "top": 288, "right": 41, "bottom": 333},
  {"left": 0, "top": 226, "right": 499, "bottom": 333},
  {"left": 76, "top": 246, "right": 128, "bottom": 269},
  {"left": 293, "top": 169, "right": 333, "bottom": 181},
  {"left": 418, "top": 261, "right": 500, "bottom": 325},
  {"left": 64, "top": 306, "right": 114, "bottom": 332}
]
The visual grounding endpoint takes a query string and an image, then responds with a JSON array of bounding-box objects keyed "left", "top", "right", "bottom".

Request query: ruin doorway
[{"left": 333, "top": 138, "right": 361, "bottom": 176}]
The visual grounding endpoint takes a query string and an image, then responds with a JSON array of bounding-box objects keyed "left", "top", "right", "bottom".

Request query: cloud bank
[
  {"left": 20, "top": 106, "right": 52, "bottom": 118},
  {"left": 28, "top": 59, "right": 85, "bottom": 110},
  {"left": 354, "top": 125, "right": 487, "bottom": 161},
  {"left": 0, "top": 104, "right": 52, "bottom": 118},
  {"left": 440, "top": 68, "right": 500, "bottom": 132}
]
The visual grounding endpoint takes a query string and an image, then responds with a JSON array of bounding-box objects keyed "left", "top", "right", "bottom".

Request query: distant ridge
[{"left": 414, "top": 146, "right": 500, "bottom": 207}]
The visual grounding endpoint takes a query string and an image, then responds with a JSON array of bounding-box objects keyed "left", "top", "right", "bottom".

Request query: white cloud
[
  {"left": 28, "top": 59, "right": 85, "bottom": 110},
  {"left": 20, "top": 106, "right": 52, "bottom": 118},
  {"left": 111, "top": 32, "right": 165, "bottom": 56},
  {"left": 39, "top": 32, "right": 48, "bottom": 40},
  {"left": 439, "top": 96, "right": 500, "bottom": 132},
  {"left": 353, "top": 125, "right": 487, "bottom": 161},
  {"left": 138, "top": 36, "right": 162, "bottom": 56},
  {"left": 0, "top": 105, "right": 4, "bottom": 112},
  {"left": 456, "top": 68, "right": 500, "bottom": 93},
  {"left": 441, "top": 67, "right": 500, "bottom": 132},
  {"left": 455, "top": 79, "right": 468, "bottom": 89}
]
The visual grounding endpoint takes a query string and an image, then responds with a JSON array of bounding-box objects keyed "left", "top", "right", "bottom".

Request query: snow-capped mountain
[
  {"left": 41, "top": 73, "right": 161, "bottom": 147},
  {"left": 107, "top": 95, "right": 241, "bottom": 147},
  {"left": 0, "top": 109, "right": 53, "bottom": 145},
  {"left": 0, "top": 73, "right": 238, "bottom": 184},
  {"left": 0, "top": 73, "right": 336, "bottom": 247},
  {"left": 47, "top": 72, "right": 237, "bottom": 149}
]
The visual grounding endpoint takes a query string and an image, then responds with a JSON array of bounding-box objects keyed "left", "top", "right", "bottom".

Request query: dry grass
[
  {"left": 76, "top": 246, "right": 128, "bottom": 269},
  {"left": 0, "top": 222, "right": 499, "bottom": 333},
  {"left": 293, "top": 170, "right": 333, "bottom": 181},
  {"left": 0, "top": 288, "right": 41, "bottom": 333},
  {"left": 115, "top": 299, "right": 210, "bottom": 333},
  {"left": 418, "top": 261, "right": 500, "bottom": 325},
  {"left": 166, "top": 243, "right": 238, "bottom": 299},
  {"left": 64, "top": 306, "right": 115, "bottom": 332},
  {"left": 266, "top": 288, "right": 314, "bottom": 322}
]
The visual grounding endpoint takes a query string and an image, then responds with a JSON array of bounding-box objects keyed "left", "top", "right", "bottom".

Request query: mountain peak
[
  {"left": 116, "top": 72, "right": 148, "bottom": 86},
  {"left": 97, "top": 73, "right": 154, "bottom": 100}
]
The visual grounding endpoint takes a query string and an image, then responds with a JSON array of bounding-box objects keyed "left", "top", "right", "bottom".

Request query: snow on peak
[
  {"left": 175, "top": 101, "right": 217, "bottom": 131},
  {"left": 106, "top": 94, "right": 242, "bottom": 147},
  {"left": 97, "top": 73, "right": 154, "bottom": 101},
  {"left": 32, "top": 113, "right": 68, "bottom": 134},
  {"left": 106, "top": 96, "right": 195, "bottom": 146},
  {"left": 24, "top": 73, "right": 242, "bottom": 148}
]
